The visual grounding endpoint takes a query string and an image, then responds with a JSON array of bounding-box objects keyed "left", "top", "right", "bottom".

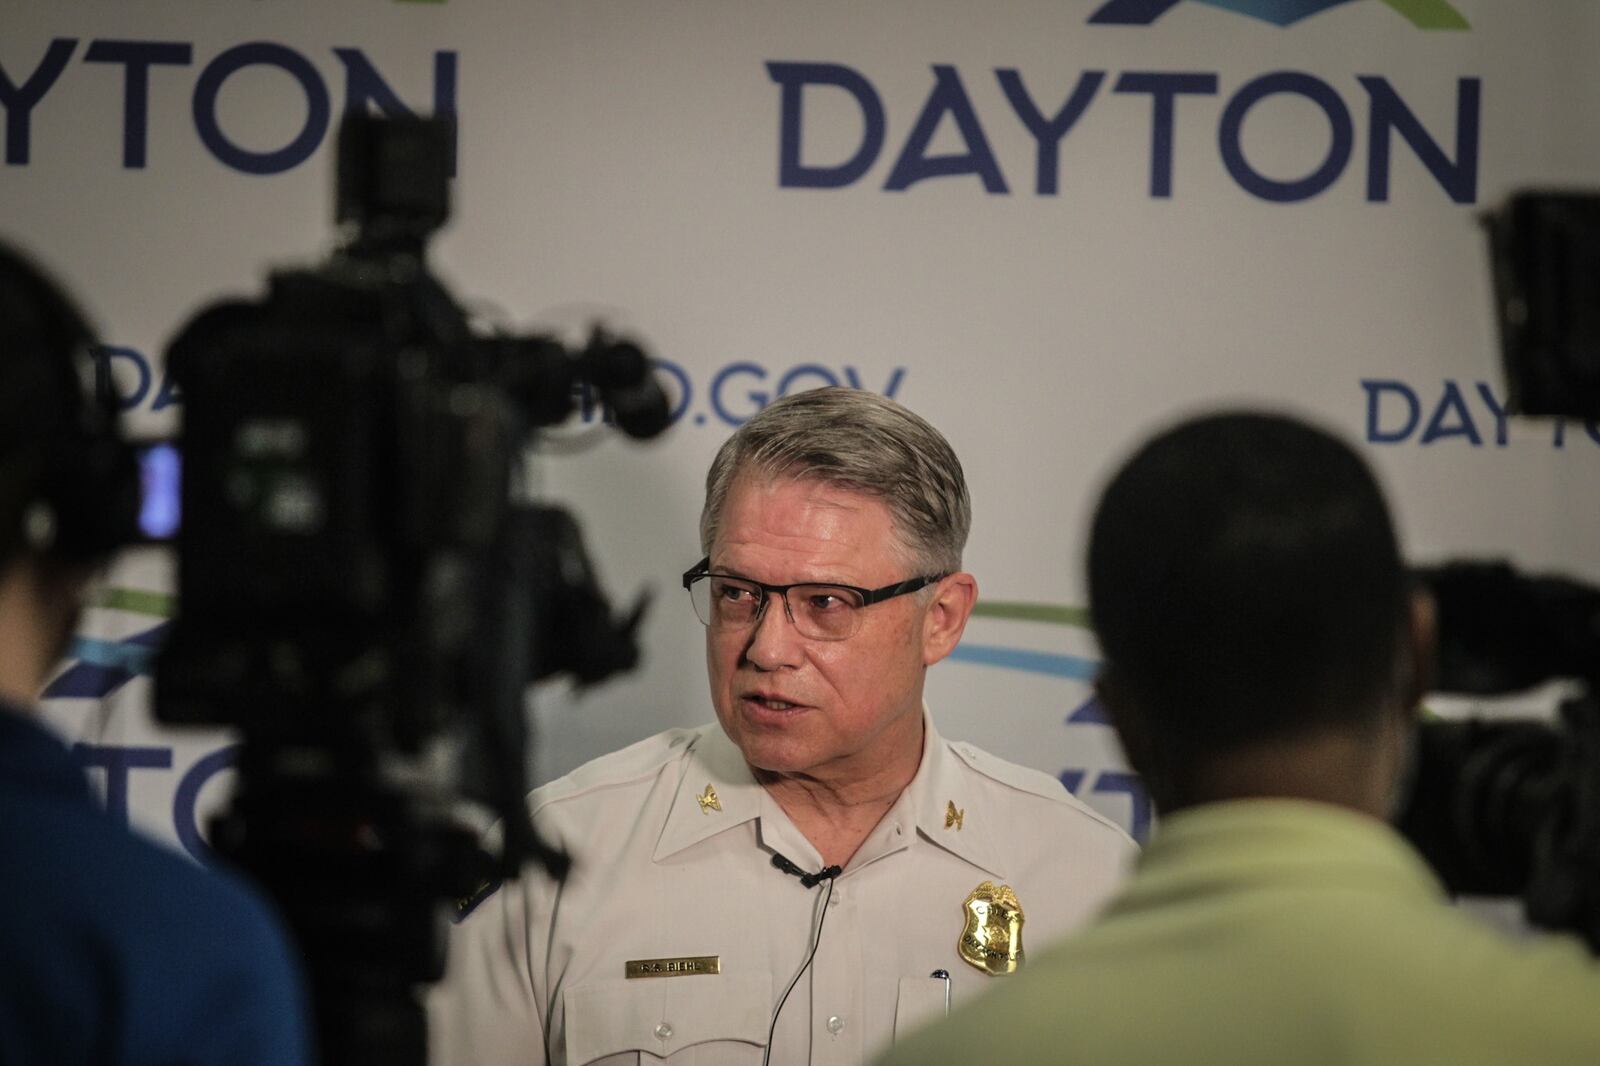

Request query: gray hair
[{"left": 699, "top": 387, "right": 971, "bottom": 574}]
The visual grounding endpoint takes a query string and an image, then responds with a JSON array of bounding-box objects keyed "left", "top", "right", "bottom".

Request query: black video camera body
[{"left": 151, "top": 114, "right": 668, "bottom": 1065}]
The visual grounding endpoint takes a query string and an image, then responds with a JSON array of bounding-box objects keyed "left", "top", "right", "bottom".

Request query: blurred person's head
[
  {"left": 0, "top": 241, "right": 128, "bottom": 702},
  {"left": 1086, "top": 411, "right": 1431, "bottom": 818}
]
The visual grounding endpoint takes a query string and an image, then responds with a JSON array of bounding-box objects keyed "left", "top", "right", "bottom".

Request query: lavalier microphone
[{"left": 770, "top": 851, "right": 843, "bottom": 888}]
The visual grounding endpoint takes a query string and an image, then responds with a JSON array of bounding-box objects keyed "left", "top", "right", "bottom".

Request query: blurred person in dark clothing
[{"left": 0, "top": 240, "right": 312, "bottom": 1065}]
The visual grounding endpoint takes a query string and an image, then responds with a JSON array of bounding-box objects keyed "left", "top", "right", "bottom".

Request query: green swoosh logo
[
  {"left": 91, "top": 587, "right": 175, "bottom": 618},
  {"left": 1380, "top": 0, "right": 1468, "bottom": 29},
  {"left": 971, "top": 601, "right": 1092, "bottom": 630}
]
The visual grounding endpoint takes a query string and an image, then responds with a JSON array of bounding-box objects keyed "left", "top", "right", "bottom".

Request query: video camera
[
  {"left": 1397, "top": 192, "right": 1600, "bottom": 951},
  {"left": 151, "top": 114, "right": 669, "bottom": 1063}
]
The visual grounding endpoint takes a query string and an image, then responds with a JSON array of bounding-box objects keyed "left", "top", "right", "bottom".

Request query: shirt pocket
[
  {"left": 563, "top": 974, "right": 771, "bottom": 1066},
  {"left": 893, "top": 975, "right": 950, "bottom": 1043}
]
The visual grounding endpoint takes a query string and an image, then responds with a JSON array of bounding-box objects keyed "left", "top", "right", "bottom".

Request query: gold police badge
[{"left": 958, "top": 881, "right": 1025, "bottom": 975}]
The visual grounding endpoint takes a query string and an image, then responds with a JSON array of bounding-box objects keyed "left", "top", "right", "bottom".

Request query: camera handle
[{"left": 1526, "top": 691, "right": 1600, "bottom": 951}]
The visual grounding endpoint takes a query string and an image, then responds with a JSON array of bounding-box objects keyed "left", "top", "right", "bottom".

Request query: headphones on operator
[{"left": 0, "top": 240, "right": 141, "bottom": 570}]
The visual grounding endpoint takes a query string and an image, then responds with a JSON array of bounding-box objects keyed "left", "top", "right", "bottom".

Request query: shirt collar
[
  {"left": 652, "top": 724, "right": 767, "bottom": 862},
  {"left": 653, "top": 711, "right": 1006, "bottom": 879},
  {"left": 1112, "top": 798, "right": 1444, "bottom": 915},
  {"left": 903, "top": 711, "right": 1007, "bottom": 879}
]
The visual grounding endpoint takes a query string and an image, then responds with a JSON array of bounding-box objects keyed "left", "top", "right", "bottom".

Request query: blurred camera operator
[
  {"left": 430, "top": 386, "right": 1136, "bottom": 1066},
  {"left": 882, "top": 411, "right": 1600, "bottom": 1066},
  {"left": 0, "top": 241, "right": 312, "bottom": 1065}
]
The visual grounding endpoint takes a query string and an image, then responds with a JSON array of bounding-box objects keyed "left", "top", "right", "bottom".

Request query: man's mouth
[{"left": 744, "top": 694, "right": 804, "bottom": 712}]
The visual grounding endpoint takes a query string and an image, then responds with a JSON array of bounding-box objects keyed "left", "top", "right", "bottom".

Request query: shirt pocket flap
[
  {"left": 564, "top": 974, "right": 772, "bottom": 1063},
  {"left": 894, "top": 975, "right": 950, "bottom": 1041}
]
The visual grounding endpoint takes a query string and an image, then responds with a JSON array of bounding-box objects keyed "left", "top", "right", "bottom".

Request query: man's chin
[{"left": 726, "top": 730, "right": 821, "bottom": 778}]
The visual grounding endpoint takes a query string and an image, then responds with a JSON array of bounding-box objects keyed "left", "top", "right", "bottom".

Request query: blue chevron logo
[
  {"left": 45, "top": 622, "right": 170, "bottom": 699},
  {"left": 1088, "top": 0, "right": 1468, "bottom": 29}
]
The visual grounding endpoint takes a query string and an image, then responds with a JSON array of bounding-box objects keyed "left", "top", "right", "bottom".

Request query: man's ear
[
  {"left": 920, "top": 572, "right": 977, "bottom": 666},
  {"left": 1097, "top": 667, "right": 1155, "bottom": 785},
  {"left": 1094, "top": 659, "right": 1171, "bottom": 793},
  {"left": 1400, "top": 586, "right": 1437, "bottom": 713}
]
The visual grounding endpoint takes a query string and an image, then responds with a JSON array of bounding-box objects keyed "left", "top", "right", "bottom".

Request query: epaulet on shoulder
[
  {"left": 948, "top": 740, "right": 1129, "bottom": 838},
  {"left": 527, "top": 727, "right": 702, "bottom": 818},
  {"left": 452, "top": 875, "right": 503, "bottom": 924}
]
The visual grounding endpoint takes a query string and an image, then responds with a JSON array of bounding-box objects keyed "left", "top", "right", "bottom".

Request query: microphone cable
[{"left": 762, "top": 853, "right": 843, "bottom": 1066}]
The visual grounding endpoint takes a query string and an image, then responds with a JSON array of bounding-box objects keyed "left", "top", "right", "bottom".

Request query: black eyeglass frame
[{"left": 680, "top": 557, "right": 948, "bottom": 633}]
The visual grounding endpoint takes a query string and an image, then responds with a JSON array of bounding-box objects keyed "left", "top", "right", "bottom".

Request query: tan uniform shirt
[{"left": 429, "top": 713, "right": 1135, "bottom": 1066}]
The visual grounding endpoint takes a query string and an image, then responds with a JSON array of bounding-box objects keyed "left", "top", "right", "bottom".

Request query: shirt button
[
  {"left": 828, "top": 890, "right": 842, "bottom": 906},
  {"left": 827, "top": 1016, "right": 845, "bottom": 1034},
  {"left": 654, "top": 1023, "right": 673, "bottom": 1040}
]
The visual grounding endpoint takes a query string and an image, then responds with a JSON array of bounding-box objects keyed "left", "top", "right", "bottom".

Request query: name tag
[{"left": 624, "top": 956, "right": 721, "bottom": 979}]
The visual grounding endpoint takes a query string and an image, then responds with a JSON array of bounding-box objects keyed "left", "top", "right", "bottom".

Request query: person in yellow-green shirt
[{"left": 882, "top": 411, "right": 1600, "bottom": 1066}]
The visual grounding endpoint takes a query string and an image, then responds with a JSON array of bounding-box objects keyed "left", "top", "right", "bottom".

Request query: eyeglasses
[{"left": 681, "top": 557, "right": 946, "bottom": 642}]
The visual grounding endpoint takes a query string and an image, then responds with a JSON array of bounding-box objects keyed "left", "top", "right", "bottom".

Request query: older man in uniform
[{"left": 430, "top": 387, "right": 1134, "bottom": 1066}]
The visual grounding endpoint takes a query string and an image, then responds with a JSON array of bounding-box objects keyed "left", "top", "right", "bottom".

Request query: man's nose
[{"left": 743, "top": 590, "right": 804, "bottom": 669}]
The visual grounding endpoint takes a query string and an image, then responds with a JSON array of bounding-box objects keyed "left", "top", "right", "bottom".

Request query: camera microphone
[
  {"left": 1414, "top": 561, "right": 1600, "bottom": 693},
  {"left": 582, "top": 335, "right": 671, "bottom": 440},
  {"left": 770, "top": 852, "right": 842, "bottom": 889}
]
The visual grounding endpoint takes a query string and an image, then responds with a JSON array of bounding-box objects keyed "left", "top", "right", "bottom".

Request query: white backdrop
[{"left": 5, "top": 0, "right": 1598, "bottom": 856}]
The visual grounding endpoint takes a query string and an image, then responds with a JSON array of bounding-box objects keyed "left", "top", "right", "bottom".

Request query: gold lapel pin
[
  {"left": 945, "top": 800, "right": 965, "bottom": 830},
  {"left": 697, "top": 783, "right": 722, "bottom": 813}
]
